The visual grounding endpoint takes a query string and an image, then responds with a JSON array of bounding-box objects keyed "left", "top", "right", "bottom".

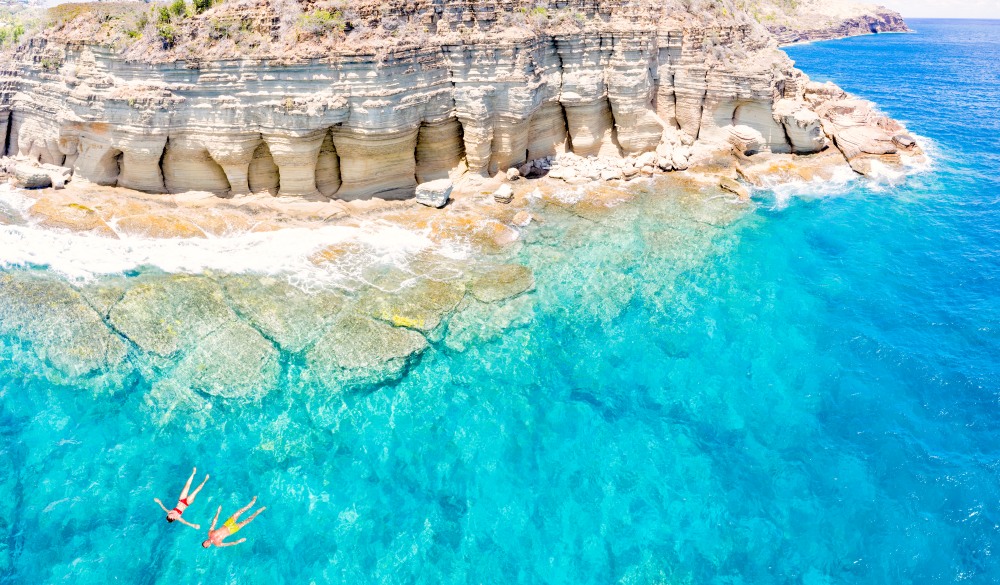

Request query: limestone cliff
[
  {"left": 742, "top": 0, "right": 909, "bottom": 45},
  {"left": 0, "top": 0, "right": 919, "bottom": 203}
]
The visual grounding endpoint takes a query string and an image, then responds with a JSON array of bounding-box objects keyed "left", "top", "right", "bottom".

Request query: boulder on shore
[
  {"left": 415, "top": 179, "right": 453, "bottom": 208},
  {"left": 493, "top": 184, "right": 514, "bottom": 204},
  {"left": 719, "top": 177, "right": 751, "bottom": 200},
  {"left": 13, "top": 164, "right": 52, "bottom": 189}
]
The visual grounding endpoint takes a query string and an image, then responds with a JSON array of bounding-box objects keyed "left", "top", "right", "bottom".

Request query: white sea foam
[
  {"left": 0, "top": 186, "right": 468, "bottom": 284},
  {"left": 761, "top": 164, "right": 861, "bottom": 210},
  {"left": 759, "top": 134, "right": 938, "bottom": 209}
]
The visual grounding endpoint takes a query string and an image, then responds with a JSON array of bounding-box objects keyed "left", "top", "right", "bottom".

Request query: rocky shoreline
[
  {"left": 0, "top": 0, "right": 925, "bottom": 393},
  {"left": 0, "top": 0, "right": 919, "bottom": 204},
  {"left": 0, "top": 161, "right": 740, "bottom": 400},
  {"left": 757, "top": 0, "right": 910, "bottom": 46}
]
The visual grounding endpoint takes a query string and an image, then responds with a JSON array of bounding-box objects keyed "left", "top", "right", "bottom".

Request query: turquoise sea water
[{"left": 3, "top": 19, "right": 1000, "bottom": 583}]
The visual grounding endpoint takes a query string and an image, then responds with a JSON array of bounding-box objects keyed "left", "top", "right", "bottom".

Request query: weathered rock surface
[
  {"left": 13, "top": 163, "right": 52, "bottom": 189},
  {"left": 115, "top": 214, "right": 207, "bottom": 239},
  {"left": 803, "top": 82, "right": 920, "bottom": 176},
  {"left": 0, "top": 0, "right": 918, "bottom": 206},
  {"left": 355, "top": 277, "right": 466, "bottom": 333},
  {"left": 107, "top": 275, "right": 280, "bottom": 397},
  {"left": 469, "top": 265, "right": 535, "bottom": 303},
  {"left": 0, "top": 271, "right": 128, "bottom": 377},
  {"left": 414, "top": 179, "right": 452, "bottom": 209},
  {"left": 493, "top": 184, "right": 514, "bottom": 204},
  {"left": 28, "top": 198, "right": 116, "bottom": 237},
  {"left": 719, "top": 177, "right": 751, "bottom": 200},
  {"left": 306, "top": 315, "right": 428, "bottom": 390},
  {"left": 219, "top": 275, "right": 347, "bottom": 353},
  {"left": 751, "top": 0, "right": 910, "bottom": 45}
]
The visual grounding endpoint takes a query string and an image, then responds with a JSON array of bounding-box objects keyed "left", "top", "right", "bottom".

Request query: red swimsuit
[{"left": 171, "top": 497, "right": 190, "bottom": 516}]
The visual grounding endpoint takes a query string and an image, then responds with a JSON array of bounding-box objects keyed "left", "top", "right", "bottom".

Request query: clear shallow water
[{"left": 3, "top": 20, "right": 1000, "bottom": 584}]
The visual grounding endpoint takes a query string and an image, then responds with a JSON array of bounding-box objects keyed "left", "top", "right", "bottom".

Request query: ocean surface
[{"left": 2, "top": 19, "right": 1000, "bottom": 584}]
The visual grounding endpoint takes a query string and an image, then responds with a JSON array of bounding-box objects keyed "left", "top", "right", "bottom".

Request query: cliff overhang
[{"left": 0, "top": 0, "right": 921, "bottom": 204}]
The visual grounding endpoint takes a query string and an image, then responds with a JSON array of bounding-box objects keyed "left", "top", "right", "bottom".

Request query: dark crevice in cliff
[
  {"left": 455, "top": 118, "right": 466, "bottom": 168},
  {"left": 608, "top": 99, "right": 623, "bottom": 155},
  {"left": 157, "top": 137, "right": 169, "bottom": 193},
  {"left": 1, "top": 111, "right": 10, "bottom": 157},
  {"left": 558, "top": 102, "right": 572, "bottom": 155},
  {"left": 694, "top": 70, "right": 709, "bottom": 142},
  {"left": 779, "top": 122, "right": 794, "bottom": 156},
  {"left": 113, "top": 150, "right": 123, "bottom": 187},
  {"left": 155, "top": 140, "right": 167, "bottom": 193},
  {"left": 249, "top": 141, "right": 280, "bottom": 196}
]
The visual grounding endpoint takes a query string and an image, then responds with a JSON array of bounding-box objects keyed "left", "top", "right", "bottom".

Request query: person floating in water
[
  {"left": 202, "top": 496, "right": 266, "bottom": 548},
  {"left": 154, "top": 467, "right": 210, "bottom": 530}
]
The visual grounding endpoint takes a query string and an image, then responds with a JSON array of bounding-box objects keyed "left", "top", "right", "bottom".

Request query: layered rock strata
[
  {"left": 0, "top": 0, "right": 918, "bottom": 204},
  {"left": 747, "top": 0, "right": 909, "bottom": 45}
]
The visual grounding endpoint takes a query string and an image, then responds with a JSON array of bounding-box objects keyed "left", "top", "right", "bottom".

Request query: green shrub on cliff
[
  {"left": 0, "top": 22, "right": 25, "bottom": 48},
  {"left": 193, "top": 0, "right": 213, "bottom": 15},
  {"left": 169, "top": 0, "right": 187, "bottom": 18},
  {"left": 157, "top": 22, "right": 177, "bottom": 46},
  {"left": 297, "top": 9, "right": 346, "bottom": 36}
]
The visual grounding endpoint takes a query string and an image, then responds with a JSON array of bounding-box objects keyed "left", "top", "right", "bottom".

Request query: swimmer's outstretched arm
[
  {"left": 218, "top": 538, "right": 247, "bottom": 547},
  {"left": 154, "top": 498, "right": 171, "bottom": 514},
  {"left": 175, "top": 516, "right": 200, "bottom": 530},
  {"left": 209, "top": 506, "right": 221, "bottom": 532}
]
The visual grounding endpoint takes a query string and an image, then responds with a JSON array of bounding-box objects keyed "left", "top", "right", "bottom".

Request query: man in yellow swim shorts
[{"left": 202, "top": 496, "right": 266, "bottom": 548}]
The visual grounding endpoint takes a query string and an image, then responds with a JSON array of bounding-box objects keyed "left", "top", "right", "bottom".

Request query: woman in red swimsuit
[{"left": 154, "top": 467, "right": 210, "bottom": 530}]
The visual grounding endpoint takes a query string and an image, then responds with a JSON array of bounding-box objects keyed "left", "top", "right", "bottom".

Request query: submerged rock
[
  {"left": 108, "top": 275, "right": 281, "bottom": 398},
  {"left": 445, "top": 295, "right": 536, "bottom": 352},
  {"left": 469, "top": 264, "right": 535, "bottom": 303},
  {"left": 143, "top": 378, "right": 215, "bottom": 430},
  {"left": 219, "top": 275, "right": 347, "bottom": 353},
  {"left": 306, "top": 315, "right": 428, "bottom": 390},
  {"left": 76, "top": 277, "right": 130, "bottom": 319},
  {"left": 0, "top": 272, "right": 128, "bottom": 377},
  {"left": 171, "top": 321, "right": 280, "bottom": 399},
  {"left": 355, "top": 277, "right": 465, "bottom": 332},
  {"left": 108, "top": 276, "right": 234, "bottom": 358}
]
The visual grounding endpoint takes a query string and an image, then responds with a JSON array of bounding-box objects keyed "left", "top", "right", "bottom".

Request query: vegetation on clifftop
[{"left": 0, "top": 0, "right": 769, "bottom": 63}]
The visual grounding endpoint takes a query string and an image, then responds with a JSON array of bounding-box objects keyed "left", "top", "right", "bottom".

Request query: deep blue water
[{"left": 3, "top": 19, "right": 1000, "bottom": 584}]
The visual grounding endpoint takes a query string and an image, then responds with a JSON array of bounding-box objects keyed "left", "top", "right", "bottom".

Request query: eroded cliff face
[
  {"left": 0, "top": 0, "right": 919, "bottom": 202},
  {"left": 749, "top": 0, "right": 909, "bottom": 45}
]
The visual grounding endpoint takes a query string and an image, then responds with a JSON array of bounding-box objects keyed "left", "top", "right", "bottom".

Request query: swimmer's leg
[
  {"left": 188, "top": 473, "right": 210, "bottom": 503},
  {"left": 179, "top": 467, "right": 197, "bottom": 500},
  {"left": 236, "top": 506, "right": 266, "bottom": 530},
  {"left": 230, "top": 496, "right": 257, "bottom": 522}
]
